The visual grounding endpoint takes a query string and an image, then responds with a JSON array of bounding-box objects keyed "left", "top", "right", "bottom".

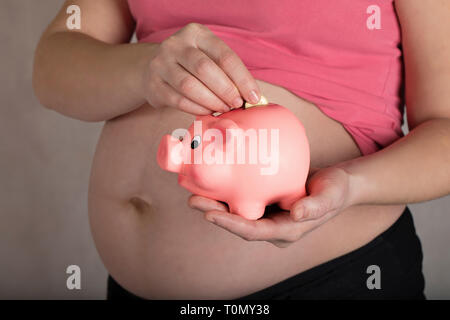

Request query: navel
[{"left": 129, "top": 196, "right": 152, "bottom": 215}]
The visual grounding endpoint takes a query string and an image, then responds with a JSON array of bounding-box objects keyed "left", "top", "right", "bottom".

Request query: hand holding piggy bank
[{"left": 157, "top": 102, "right": 310, "bottom": 220}]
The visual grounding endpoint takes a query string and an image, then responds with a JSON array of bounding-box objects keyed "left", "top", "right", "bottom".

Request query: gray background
[{"left": 0, "top": 0, "right": 448, "bottom": 299}]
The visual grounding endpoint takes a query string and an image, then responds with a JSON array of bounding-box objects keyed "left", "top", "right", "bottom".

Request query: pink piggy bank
[{"left": 157, "top": 104, "right": 310, "bottom": 220}]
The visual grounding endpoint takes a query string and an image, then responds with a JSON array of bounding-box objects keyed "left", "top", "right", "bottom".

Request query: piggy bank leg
[{"left": 229, "top": 202, "right": 266, "bottom": 220}]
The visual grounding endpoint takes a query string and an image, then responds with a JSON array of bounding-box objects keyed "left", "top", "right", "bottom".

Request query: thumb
[{"left": 291, "top": 193, "right": 334, "bottom": 222}]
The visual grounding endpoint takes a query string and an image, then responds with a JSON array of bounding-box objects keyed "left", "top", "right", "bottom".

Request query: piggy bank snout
[{"left": 157, "top": 135, "right": 184, "bottom": 173}]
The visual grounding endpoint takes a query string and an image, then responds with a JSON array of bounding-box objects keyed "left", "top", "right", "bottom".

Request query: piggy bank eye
[{"left": 191, "top": 135, "right": 201, "bottom": 149}]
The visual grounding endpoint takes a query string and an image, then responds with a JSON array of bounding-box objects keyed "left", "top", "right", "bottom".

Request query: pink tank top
[{"left": 128, "top": 0, "right": 404, "bottom": 155}]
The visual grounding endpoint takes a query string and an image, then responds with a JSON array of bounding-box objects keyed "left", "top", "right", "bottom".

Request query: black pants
[{"left": 107, "top": 206, "right": 425, "bottom": 300}]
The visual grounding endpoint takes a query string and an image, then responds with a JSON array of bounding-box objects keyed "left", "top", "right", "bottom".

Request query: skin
[{"left": 33, "top": 0, "right": 450, "bottom": 298}]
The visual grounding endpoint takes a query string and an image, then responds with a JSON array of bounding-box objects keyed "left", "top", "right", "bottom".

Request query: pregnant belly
[{"left": 88, "top": 80, "right": 404, "bottom": 299}]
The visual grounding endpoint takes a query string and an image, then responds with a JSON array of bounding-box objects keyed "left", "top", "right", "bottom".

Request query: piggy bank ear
[{"left": 213, "top": 119, "right": 240, "bottom": 141}]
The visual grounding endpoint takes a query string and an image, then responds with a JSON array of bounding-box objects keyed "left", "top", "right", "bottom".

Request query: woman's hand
[
  {"left": 140, "top": 23, "right": 261, "bottom": 115},
  {"left": 188, "top": 166, "right": 356, "bottom": 248}
]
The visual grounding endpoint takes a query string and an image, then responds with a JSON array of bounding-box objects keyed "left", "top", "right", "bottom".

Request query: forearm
[
  {"left": 33, "top": 31, "right": 156, "bottom": 121},
  {"left": 339, "top": 118, "right": 450, "bottom": 206}
]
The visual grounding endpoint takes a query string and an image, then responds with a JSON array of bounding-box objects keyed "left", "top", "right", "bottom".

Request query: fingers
[
  {"left": 189, "top": 197, "right": 329, "bottom": 247},
  {"left": 146, "top": 23, "right": 260, "bottom": 115},
  {"left": 203, "top": 209, "right": 334, "bottom": 248},
  {"left": 148, "top": 79, "right": 212, "bottom": 115},
  {"left": 188, "top": 195, "right": 302, "bottom": 243},
  {"left": 291, "top": 167, "right": 351, "bottom": 222},
  {"left": 204, "top": 210, "right": 277, "bottom": 241},
  {"left": 197, "top": 33, "right": 261, "bottom": 104},
  {"left": 188, "top": 195, "right": 229, "bottom": 212},
  {"left": 160, "top": 61, "right": 231, "bottom": 113},
  {"left": 177, "top": 47, "right": 244, "bottom": 109},
  {"left": 291, "top": 197, "right": 334, "bottom": 222},
  {"left": 290, "top": 183, "right": 340, "bottom": 222}
]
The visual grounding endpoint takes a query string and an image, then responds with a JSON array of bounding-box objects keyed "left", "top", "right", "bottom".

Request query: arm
[
  {"left": 33, "top": 0, "right": 261, "bottom": 122},
  {"left": 339, "top": 0, "right": 450, "bottom": 206},
  {"left": 189, "top": 0, "right": 450, "bottom": 247},
  {"left": 33, "top": 0, "right": 146, "bottom": 121}
]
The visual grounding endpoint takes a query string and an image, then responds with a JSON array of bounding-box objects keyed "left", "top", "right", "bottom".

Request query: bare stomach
[{"left": 88, "top": 80, "right": 404, "bottom": 299}]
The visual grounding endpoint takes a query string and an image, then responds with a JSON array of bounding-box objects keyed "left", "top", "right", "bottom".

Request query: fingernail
[
  {"left": 249, "top": 90, "right": 259, "bottom": 104},
  {"left": 294, "top": 208, "right": 303, "bottom": 221},
  {"left": 232, "top": 97, "right": 243, "bottom": 109},
  {"left": 206, "top": 215, "right": 216, "bottom": 223},
  {"left": 222, "top": 105, "right": 231, "bottom": 112}
]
